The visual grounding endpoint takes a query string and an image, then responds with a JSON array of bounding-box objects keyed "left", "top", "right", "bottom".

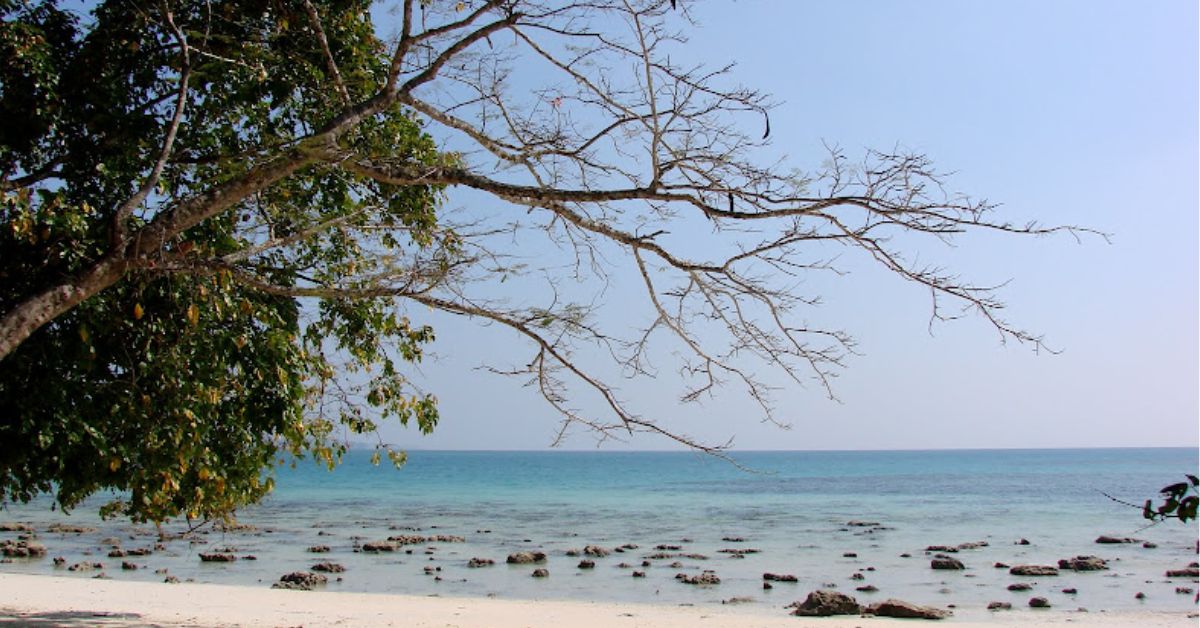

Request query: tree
[{"left": 0, "top": 0, "right": 1086, "bottom": 522}]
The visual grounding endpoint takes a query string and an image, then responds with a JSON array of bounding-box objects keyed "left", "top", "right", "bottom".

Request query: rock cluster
[
  {"left": 0, "top": 540, "right": 47, "bottom": 557},
  {"left": 273, "top": 571, "right": 327, "bottom": 590},
  {"left": 506, "top": 551, "right": 547, "bottom": 564}
]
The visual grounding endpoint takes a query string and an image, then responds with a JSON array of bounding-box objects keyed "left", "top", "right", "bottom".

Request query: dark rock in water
[
  {"left": 1062, "top": 587, "right": 1078, "bottom": 594},
  {"left": 655, "top": 544, "right": 682, "bottom": 551},
  {"left": 531, "top": 568, "right": 549, "bottom": 578},
  {"left": 68, "top": 561, "right": 103, "bottom": 572},
  {"left": 931, "top": 557, "right": 964, "bottom": 570},
  {"left": 987, "top": 601, "right": 1012, "bottom": 610},
  {"left": 1010, "top": 565, "right": 1058, "bottom": 576},
  {"left": 846, "top": 521, "right": 880, "bottom": 527},
  {"left": 722, "top": 536, "right": 746, "bottom": 543},
  {"left": 164, "top": 575, "right": 180, "bottom": 583},
  {"left": 900, "top": 553, "right": 912, "bottom": 558},
  {"left": 925, "top": 545, "right": 958, "bottom": 553},
  {"left": 1166, "top": 568, "right": 1200, "bottom": 578},
  {"left": 242, "top": 555, "right": 257, "bottom": 561},
  {"left": 856, "top": 585, "right": 879, "bottom": 593},
  {"left": 578, "top": 560, "right": 595, "bottom": 569},
  {"left": 506, "top": 551, "right": 547, "bottom": 564},
  {"left": 0, "top": 522, "right": 35, "bottom": 532},
  {"left": 668, "top": 561, "right": 683, "bottom": 569},
  {"left": 1134, "top": 592, "right": 1146, "bottom": 599},
  {"left": 1175, "top": 587, "right": 1194, "bottom": 594},
  {"left": 1142, "top": 542, "right": 1157, "bottom": 548},
  {"left": 1028, "top": 597, "right": 1051, "bottom": 608},
  {"left": 361, "top": 541, "right": 398, "bottom": 553},
  {"left": 121, "top": 561, "right": 138, "bottom": 570},
  {"left": 850, "top": 572, "right": 865, "bottom": 580},
  {"left": 993, "top": 562, "right": 1009, "bottom": 569},
  {"left": 1007, "top": 583, "right": 1033, "bottom": 591},
  {"left": 717, "top": 548, "right": 760, "bottom": 556},
  {"left": 616, "top": 562, "right": 632, "bottom": 569},
  {"left": 632, "top": 571, "right": 646, "bottom": 578},
  {"left": 198, "top": 553, "right": 237, "bottom": 562},
  {"left": 467, "top": 558, "right": 495, "bottom": 568},
  {"left": 1016, "top": 538, "right": 1030, "bottom": 545},
  {"left": 722, "top": 596, "right": 755, "bottom": 605},
  {"left": 789, "top": 589, "right": 861, "bottom": 616},
  {"left": 1058, "top": 556, "right": 1108, "bottom": 571},
  {"left": 307, "top": 545, "right": 331, "bottom": 553},
  {"left": 583, "top": 545, "right": 610, "bottom": 557},
  {"left": 0, "top": 540, "right": 47, "bottom": 558},
  {"left": 678, "top": 570, "right": 721, "bottom": 585},
  {"left": 312, "top": 562, "right": 345, "bottom": 573},
  {"left": 682, "top": 553, "right": 708, "bottom": 560},
  {"left": 763, "top": 572, "right": 798, "bottom": 582},
  {"left": 125, "top": 548, "right": 152, "bottom": 556},
  {"left": 1095, "top": 535, "right": 1136, "bottom": 544},
  {"left": 107, "top": 549, "right": 127, "bottom": 558},
  {"left": 763, "top": 582, "right": 773, "bottom": 590},
  {"left": 273, "top": 571, "right": 327, "bottom": 590},
  {"left": 843, "top": 552, "right": 858, "bottom": 558},
  {"left": 866, "top": 599, "right": 951, "bottom": 620},
  {"left": 53, "top": 557, "right": 65, "bottom": 567},
  {"left": 47, "top": 524, "right": 96, "bottom": 534},
  {"left": 565, "top": 548, "right": 581, "bottom": 557},
  {"left": 957, "top": 541, "right": 989, "bottom": 550},
  {"left": 641, "top": 560, "right": 651, "bottom": 567}
]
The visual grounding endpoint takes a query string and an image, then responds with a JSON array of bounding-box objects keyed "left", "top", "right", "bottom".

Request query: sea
[{"left": 2, "top": 448, "right": 1197, "bottom": 619}]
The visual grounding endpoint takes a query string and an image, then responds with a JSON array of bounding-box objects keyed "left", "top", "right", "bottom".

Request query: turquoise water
[{"left": 2, "top": 448, "right": 1197, "bottom": 618}]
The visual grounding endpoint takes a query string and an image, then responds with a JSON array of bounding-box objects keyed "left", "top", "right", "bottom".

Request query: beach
[{"left": 1, "top": 573, "right": 1196, "bottom": 627}]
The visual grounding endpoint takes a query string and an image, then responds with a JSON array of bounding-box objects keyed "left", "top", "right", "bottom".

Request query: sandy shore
[{"left": 0, "top": 573, "right": 1195, "bottom": 627}]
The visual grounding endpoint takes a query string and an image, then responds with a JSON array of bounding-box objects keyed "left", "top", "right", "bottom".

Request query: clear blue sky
[{"left": 381, "top": 1, "right": 1198, "bottom": 451}]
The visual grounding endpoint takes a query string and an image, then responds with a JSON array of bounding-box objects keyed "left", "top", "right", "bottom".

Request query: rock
[
  {"left": 843, "top": 552, "right": 858, "bottom": 558},
  {"left": 531, "top": 568, "right": 549, "bottom": 578},
  {"left": 1058, "top": 556, "right": 1107, "bottom": 571},
  {"left": 856, "top": 585, "right": 879, "bottom": 592},
  {"left": 655, "top": 544, "right": 682, "bottom": 551},
  {"left": 931, "top": 558, "right": 964, "bottom": 570},
  {"left": 682, "top": 553, "right": 708, "bottom": 560},
  {"left": 1175, "top": 587, "right": 1194, "bottom": 594},
  {"left": 0, "top": 540, "right": 47, "bottom": 558},
  {"left": 273, "top": 571, "right": 327, "bottom": 590},
  {"left": 789, "top": 589, "right": 862, "bottom": 616},
  {"left": 121, "top": 561, "right": 138, "bottom": 570},
  {"left": 925, "top": 545, "right": 958, "bottom": 553},
  {"left": 583, "top": 545, "right": 610, "bottom": 557},
  {"left": 506, "top": 551, "right": 547, "bottom": 564},
  {"left": 361, "top": 541, "right": 398, "bottom": 553},
  {"left": 957, "top": 541, "right": 989, "bottom": 550},
  {"left": 1134, "top": 592, "right": 1146, "bottom": 599},
  {"left": 467, "top": 557, "right": 495, "bottom": 568},
  {"left": 993, "top": 562, "right": 1009, "bottom": 569},
  {"left": 52, "top": 557, "right": 65, "bottom": 566},
  {"left": 1166, "top": 568, "right": 1200, "bottom": 578},
  {"left": 108, "top": 549, "right": 127, "bottom": 558},
  {"left": 198, "top": 553, "right": 237, "bottom": 562},
  {"left": 866, "top": 599, "right": 951, "bottom": 620},
  {"left": 1016, "top": 538, "right": 1030, "bottom": 545},
  {"left": 307, "top": 545, "right": 331, "bottom": 553},
  {"left": 846, "top": 521, "right": 880, "bottom": 527},
  {"left": 164, "top": 575, "right": 179, "bottom": 583},
  {"left": 578, "top": 560, "right": 595, "bottom": 569},
  {"left": 632, "top": 571, "right": 646, "bottom": 578},
  {"left": 617, "top": 562, "right": 632, "bottom": 569},
  {"left": 678, "top": 570, "right": 721, "bottom": 585},
  {"left": 1095, "top": 535, "right": 1136, "bottom": 544},
  {"left": 125, "top": 548, "right": 152, "bottom": 556},
  {"left": 763, "top": 582, "right": 773, "bottom": 590},
  {"left": 668, "top": 561, "right": 683, "bottom": 568},
  {"left": 987, "top": 601, "right": 1012, "bottom": 610},
  {"left": 1142, "top": 542, "right": 1157, "bottom": 549},
  {"left": 1007, "top": 583, "right": 1033, "bottom": 591},
  {"left": 67, "top": 562, "right": 102, "bottom": 571},
  {"left": 1009, "top": 565, "right": 1058, "bottom": 576},
  {"left": 900, "top": 553, "right": 912, "bottom": 558},
  {"left": 722, "top": 536, "right": 746, "bottom": 542},
  {"left": 565, "top": 548, "right": 581, "bottom": 557},
  {"left": 850, "top": 572, "right": 865, "bottom": 580},
  {"left": 722, "top": 596, "right": 754, "bottom": 605},
  {"left": 0, "top": 523, "right": 34, "bottom": 532},
  {"left": 242, "top": 555, "right": 257, "bottom": 561},
  {"left": 311, "top": 562, "right": 345, "bottom": 573},
  {"left": 763, "top": 572, "right": 798, "bottom": 582},
  {"left": 46, "top": 524, "right": 96, "bottom": 534},
  {"left": 1029, "top": 597, "right": 1051, "bottom": 608},
  {"left": 1062, "top": 587, "right": 1078, "bottom": 594},
  {"left": 717, "top": 548, "right": 760, "bottom": 556}
]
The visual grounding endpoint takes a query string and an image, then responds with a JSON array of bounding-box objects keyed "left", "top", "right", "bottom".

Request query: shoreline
[{"left": 1, "top": 573, "right": 1196, "bottom": 627}]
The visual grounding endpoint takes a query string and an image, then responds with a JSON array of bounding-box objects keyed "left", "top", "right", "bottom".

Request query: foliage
[
  {"left": 0, "top": 0, "right": 442, "bottom": 522},
  {"left": 0, "top": 0, "right": 1088, "bottom": 523},
  {"left": 1143, "top": 475, "right": 1198, "bottom": 524}
]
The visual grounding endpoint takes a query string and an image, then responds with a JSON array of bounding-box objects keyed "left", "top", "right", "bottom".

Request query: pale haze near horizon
[{"left": 375, "top": 1, "right": 1199, "bottom": 452}]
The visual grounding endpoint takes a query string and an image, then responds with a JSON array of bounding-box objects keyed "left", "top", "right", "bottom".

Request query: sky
[{"left": 376, "top": 0, "right": 1199, "bottom": 452}]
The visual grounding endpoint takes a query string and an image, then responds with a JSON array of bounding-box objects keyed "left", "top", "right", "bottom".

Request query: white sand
[{"left": 0, "top": 573, "right": 1195, "bottom": 627}]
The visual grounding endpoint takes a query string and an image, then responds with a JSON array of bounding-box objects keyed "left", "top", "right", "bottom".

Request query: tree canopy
[{"left": 0, "top": 0, "right": 1084, "bottom": 523}]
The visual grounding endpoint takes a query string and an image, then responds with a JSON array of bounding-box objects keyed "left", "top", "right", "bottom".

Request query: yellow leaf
[
  {"left": 455, "top": 1, "right": 465, "bottom": 11},
  {"left": 186, "top": 303, "right": 199, "bottom": 326},
  {"left": 133, "top": 303, "right": 144, "bottom": 320},
  {"left": 109, "top": 458, "right": 122, "bottom": 472}
]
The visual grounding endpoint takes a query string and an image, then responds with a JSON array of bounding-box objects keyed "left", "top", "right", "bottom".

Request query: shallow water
[{"left": 2, "top": 448, "right": 1197, "bottom": 618}]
